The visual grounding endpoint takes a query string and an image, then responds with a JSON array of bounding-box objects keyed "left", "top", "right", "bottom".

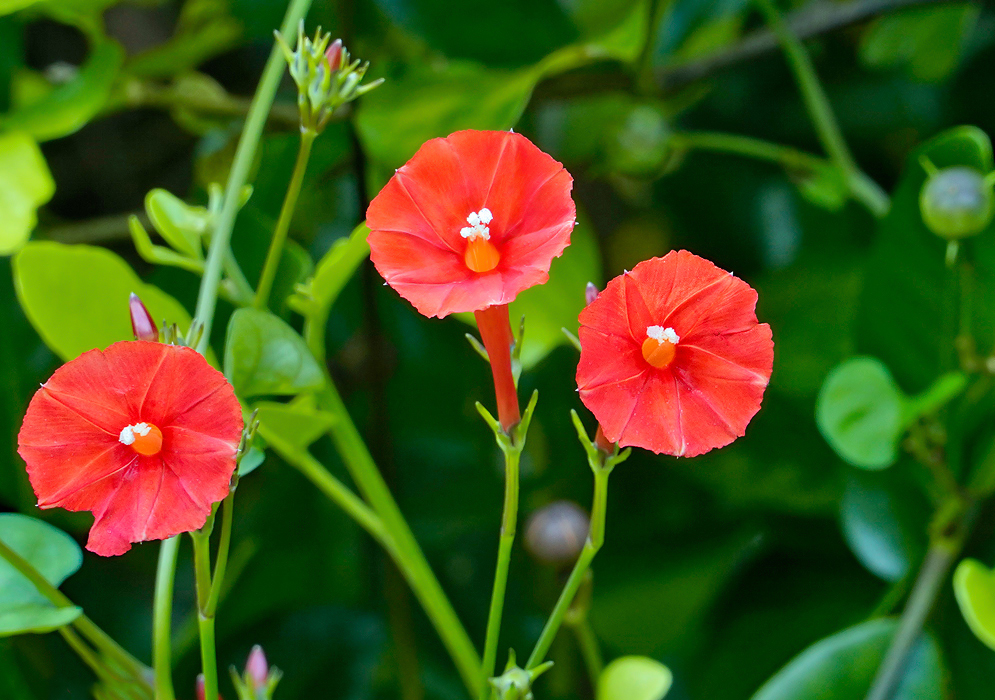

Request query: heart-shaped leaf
[
  {"left": 597, "top": 656, "right": 673, "bottom": 700},
  {"left": 224, "top": 308, "right": 325, "bottom": 397},
  {"left": 750, "top": 618, "right": 944, "bottom": 700},
  {"left": 816, "top": 357, "right": 907, "bottom": 469},
  {"left": 0, "top": 513, "right": 82, "bottom": 608},
  {"left": 953, "top": 558, "right": 995, "bottom": 651},
  {"left": 13, "top": 241, "right": 196, "bottom": 362}
]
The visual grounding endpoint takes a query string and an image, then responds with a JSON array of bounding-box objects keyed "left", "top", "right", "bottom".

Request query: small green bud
[
  {"left": 275, "top": 23, "right": 383, "bottom": 133},
  {"left": 488, "top": 651, "right": 554, "bottom": 700},
  {"left": 919, "top": 166, "right": 995, "bottom": 240}
]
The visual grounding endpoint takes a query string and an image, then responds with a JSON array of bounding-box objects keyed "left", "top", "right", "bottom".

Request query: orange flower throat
[
  {"left": 641, "top": 325, "right": 679, "bottom": 369},
  {"left": 119, "top": 422, "right": 163, "bottom": 456},
  {"left": 461, "top": 207, "right": 500, "bottom": 273}
]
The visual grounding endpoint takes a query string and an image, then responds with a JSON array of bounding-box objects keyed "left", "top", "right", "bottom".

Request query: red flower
[
  {"left": 17, "top": 341, "right": 243, "bottom": 556},
  {"left": 366, "top": 129, "right": 576, "bottom": 318},
  {"left": 577, "top": 251, "right": 773, "bottom": 457}
]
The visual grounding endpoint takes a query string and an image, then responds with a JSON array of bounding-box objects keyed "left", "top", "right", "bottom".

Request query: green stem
[
  {"left": 571, "top": 619, "right": 604, "bottom": 684},
  {"left": 153, "top": 537, "right": 180, "bottom": 700},
  {"left": 191, "top": 0, "right": 315, "bottom": 352},
  {"left": 315, "top": 384, "right": 482, "bottom": 694},
  {"left": 480, "top": 449, "right": 521, "bottom": 697},
  {"left": 206, "top": 492, "right": 235, "bottom": 617},
  {"left": 0, "top": 538, "right": 147, "bottom": 680},
  {"left": 526, "top": 467, "right": 611, "bottom": 670},
  {"left": 635, "top": 0, "right": 667, "bottom": 95},
  {"left": 755, "top": 0, "right": 855, "bottom": 172},
  {"left": 254, "top": 130, "right": 316, "bottom": 309},
  {"left": 863, "top": 540, "right": 961, "bottom": 700},
  {"left": 755, "top": 0, "right": 890, "bottom": 217},
  {"left": 59, "top": 627, "right": 115, "bottom": 682},
  {"left": 190, "top": 532, "right": 219, "bottom": 700},
  {"left": 673, "top": 130, "right": 828, "bottom": 171}
]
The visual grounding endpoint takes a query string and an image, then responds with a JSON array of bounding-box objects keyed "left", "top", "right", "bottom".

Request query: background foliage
[{"left": 2, "top": 0, "right": 995, "bottom": 698}]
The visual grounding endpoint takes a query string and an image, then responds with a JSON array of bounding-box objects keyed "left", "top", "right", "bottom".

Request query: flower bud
[
  {"left": 245, "top": 645, "right": 268, "bottom": 691},
  {"left": 525, "top": 501, "right": 590, "bottom": 567},
  {"left": 196, "top": 674, "right": 206, "bottom": 700},
  {"left": 585, "top": 282, "right": 599, "bottom": 306},
  {"left": 129, "top": 293, "right": 158, "bottom": 342},
  {"left": 325, "top": 39, "right": 343, "bottom": 71},
  {"left": 920, "top": 166, "right": 995, "bottom": 240}
]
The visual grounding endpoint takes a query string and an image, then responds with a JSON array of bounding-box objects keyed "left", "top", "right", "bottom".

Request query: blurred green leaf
[
  {"left": 0, "top": 131, "right": 54, "bottom": 255},
  {"left": 793, "top": 163, "right": 849, "bottom": 212},
  {"left": 356, "top": 63, "right": 538, "bottom": 171},
  {"left": 750, "top": 618, "right": 944, "bottom": 700},
  {"left": 224, "top": 308, "right": 325, "bottom": 397},
  {"left": 860, "top": 4, "right": 979, "bottom": 83},
  {"left": 0, "top": 41, "right": 123, "bottom": 141},
  {"left": 13, "top": 241, "right": 196, "bottom": 361},
  {"left": 506, "top": 214, "right": 600, "bottom": 368},
  {"left": 0, "top": 0, "right": 38, "bottom": 15},
  {"left": 953, "top": 558, "right": 995, "bottom": 651},
  {"left": 371, "top": 0, "right": 577, "bottom": 66},
  {"left": 0, "top": 514, "right": 81, "bottom": 608},
  {"left": 839, "top": 471, "right": 929, "bottom": 582},
  {"left": 597, "top": 656, "right": 673, "bottom": 700},
  {"left": 816, "top": 357, "right": 906, "bottom": 470},
  {"left": 125, "top": 0, "right": 242, "bottom": 79},
  {"left": 0, "top": 604, "right": 81, "bottom": 637},
  {"left": 255, "top": 396, "right": 336, "bottom": 450}
]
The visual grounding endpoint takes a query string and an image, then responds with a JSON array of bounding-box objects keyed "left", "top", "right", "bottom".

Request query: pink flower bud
[
  {"left": 325, "top": 39, "right": 343, "bottom": 72},
  {"left": 585, "top": 282, "right": 599, "bottom": 306},
  {"left": 246, "top": 645, "right": 269, "bottom": 690},
  {"left": 129, "top": 293, "right": 158, "bottom": 342}
]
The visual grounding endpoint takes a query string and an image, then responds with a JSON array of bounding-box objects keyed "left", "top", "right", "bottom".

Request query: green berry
[{"left": 919, "top": 166, "right": 994, "bottom": 240}]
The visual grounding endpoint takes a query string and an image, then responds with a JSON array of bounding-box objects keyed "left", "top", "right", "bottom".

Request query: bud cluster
[
  {"left": 276, "top": 22, "right": 383, "bottom": 133},
  {"left": 230, "top": 646, "right": 282, "bottom": 700}
]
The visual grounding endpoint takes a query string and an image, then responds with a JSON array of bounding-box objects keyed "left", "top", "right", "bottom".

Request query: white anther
[
  {"left": 119, "top": 422, "right": 152, "bottom": 446},
  {"left": 647, "top": 325, "right": 679, "bottom": 345},
  {"left": 460, "top": 208, "right": 493, "bottom": 241}
]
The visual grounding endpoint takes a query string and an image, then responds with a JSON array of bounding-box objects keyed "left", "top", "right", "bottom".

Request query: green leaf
[
  {"left": 953, "top": 558, "right": 995, "bottom": 651},
  {"left": 793, "top": 162, "right": 849, "bottom": 212},
  {"left": 0, "top": 131, "right": 54, "bottom": 255},
  {"left": 750, "top": 618, "right": 944, "bottom": 700},
  {"left": 860, "top": 3, "right": 979, "bottom": 83},
  {"left": 839, "top": 471, "right": 929, "bottom": 582},
  {"left": 255, "top": 396, "right": 336, "bottom": 450},
  {"left": 0, "top": 514, "right": 82, "bottom": 607},
  {"left": 0, "top": 604, "right": 81, "bottom": 637},
  {"left": 13, "top": 241, "right": 197, "bottom": 361},
  {"left": 597, "top": 656, "right": 673, "bottom": 700},
  {"left": 509, "top": 213, "right": 601, "bottom": 368},
  {"left": 224, "top": 308, "right": 325, "bottom": 397},
  {"left": 816, "top": 357, "right": 906, "bottom": 470},
  {"left": 145, "top": 189, "right": 207, "bottom": 260},
  {"left": 0, "top": 41, "right": 123, "bottom": 141}
]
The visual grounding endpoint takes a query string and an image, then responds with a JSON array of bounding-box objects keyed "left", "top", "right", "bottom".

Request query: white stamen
[
  {"left": 460, "top": 208, "right": 493, "bottom": 241},
  {"left": 647, "top": 325, "right": 679, "bottom": 344},
  {"left": 119, "top": 422, "right": 152, "bottom": 446}
]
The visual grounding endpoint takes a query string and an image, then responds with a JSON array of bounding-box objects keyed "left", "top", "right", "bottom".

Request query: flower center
[
  {"left": 641, "top": 325, "right": 679, "bottom": 369},
  {"left": 461, "top": 208, "right": 500, "bottom": 273},
  {"left": 119, "top": 422, "right": 163, "bottom": 456}
]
